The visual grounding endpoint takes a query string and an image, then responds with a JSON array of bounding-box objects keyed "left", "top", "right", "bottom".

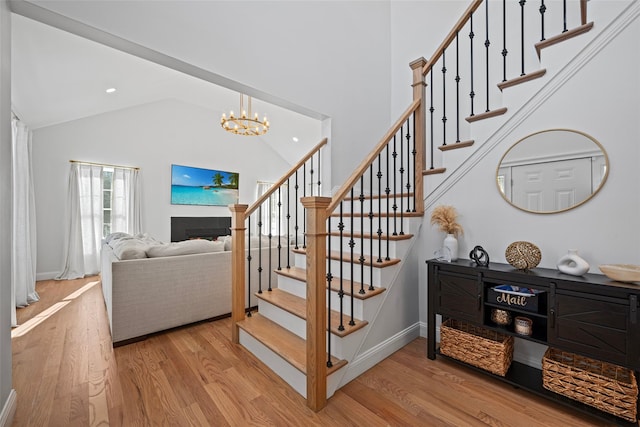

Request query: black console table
[{"left": 426, "top": 258, "right": 640, "bottom": 426}]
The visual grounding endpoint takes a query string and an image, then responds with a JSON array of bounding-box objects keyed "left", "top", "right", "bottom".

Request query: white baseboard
[
  {"left": 36, "top": 271, "right": 58, "bottom": 281},
  {"left": 0, "top": 390, "right": 17, "bottom": 427},
  {"left": 338, "top": 322, "right": 421, "bottom": 388}
]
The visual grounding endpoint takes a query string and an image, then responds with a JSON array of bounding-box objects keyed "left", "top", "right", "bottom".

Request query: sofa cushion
[
  {"left": 146, "top": 239, "right": 224, "bottom": 258},
  {"left": 111, "top": 238, "right": 148, "bottom": 260}
]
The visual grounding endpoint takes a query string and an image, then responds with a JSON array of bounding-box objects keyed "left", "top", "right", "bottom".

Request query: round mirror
[{"left": 496, "top": 129, "right": 609, "bottom": 214}]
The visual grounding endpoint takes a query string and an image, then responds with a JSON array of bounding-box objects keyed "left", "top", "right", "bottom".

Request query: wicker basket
[
  {"left": 542, "top": 348, "right": 638, "bottom": 422},
  {"left": 440, "top": 319, "right": 514, "bottom": 376}
]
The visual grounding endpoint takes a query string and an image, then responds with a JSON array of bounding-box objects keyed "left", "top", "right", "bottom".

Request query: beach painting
[{"left": 171, "top": 164, "right": 239, "bottom": 206}]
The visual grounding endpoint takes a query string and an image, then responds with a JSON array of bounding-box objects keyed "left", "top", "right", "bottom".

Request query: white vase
[
  {"left": 443, "top": 234, "right": 459, "bottom": 261},
  {"left": 557, "top": 249, "right": 590, "bottom": 276}
]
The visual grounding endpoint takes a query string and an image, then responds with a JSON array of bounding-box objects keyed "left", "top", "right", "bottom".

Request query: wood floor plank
[{"left": 11, "top": 277, "right": 625, "bottom": 426}]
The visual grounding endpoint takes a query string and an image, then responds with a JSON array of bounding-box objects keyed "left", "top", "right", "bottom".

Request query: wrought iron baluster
[
  {"left": 429, "top": 67, "right": 435, "bottom": 168},
  {"left": 540, "top": 0, "right": 547, "bottom": 41},
  {"left": 455, "top": 32, "right": 461, "bottom": 143},
  {"left": 349, "top": 188, "right": 355, "bottom": 326},
  {"left": 411, "top": 112, "right": 417, "bottom": 213},
  {"left": 485, "top": 0, "right": 491, "bottom": 112},
  {"left": 294, "top": 171, "right": 299, "bottom": 250},
  {"left": 442, "top": 49, "right": 447, "bottom": 146},
  {"left": 405, "top": 118, "right": 412, "bottom": 214},
  {"left": 286, "top": 178, "right": 291, "bottom": 268},
  {"left": 247, "top": 217, "right": 252, "bottom": 316},
  {"left": 277, "top": 187, "right": 282, "bottom": 271},
  {"left": 326, "top": 216, "right": 333, "bottom": 368},
  {"left": 359, "top": 176, "right": 365, "bottom": 295},
  {"left": 399, "top": 124, "right": 404, "bottom": 221},
  {"left": 309, "top": 154, "right": 314, "bottom": 197},
  {"left": 520, "top": 0, "right": 526, "bottom": 76},
  {"left": 302, "top": 163, "right": 307, "bottom": 248},
  {"left": 369, "top": 166, "right": 374, "bottom": 290},
  {"left": 268, "top": 201, "right": 273, "bottom": 292},
  {"left": 338, "top": 202, "right": 345, "bottom": 331},
  {"left": 469, "top": 12, "right": 475, "bottom": 117},
  {"left": 392, "top": 135, "right": 398, "bottom": 236},
  {"left": 385, "top": 146, "right": 390, "bottom": 261},
  {"left": 257, "top": 206, "right": 263, "bottom": 294},
  {"left": 377, "top": 154, "right": 383, "bottom": 263},
  {"left": 502, "top": 0, "right": 508, "bottom": 82},
  {"left": 317, "top": 150, "right": 321, "bottom": 194},
  {"left": 563, "top": 0, "right": 568, "bottom": 33}
]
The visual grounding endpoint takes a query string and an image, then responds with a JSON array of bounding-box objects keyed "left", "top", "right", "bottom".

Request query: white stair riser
[
  {"left": 239, "top": 328, "right": 347, "bottom": 399},
  {"left": 276, "top": 275, "right": 307, "bottom": 299},
  {"left": 239, "top": 330, "right": 307, "bottom": 397},
  {"left": 258, "top": 299, "right": 306, "bottom": 339}
]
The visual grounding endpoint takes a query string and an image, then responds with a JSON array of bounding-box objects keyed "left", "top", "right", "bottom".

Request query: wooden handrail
[
  {"left": 326, "top": 99, "right": 420, "bottom": 215},
  {"left": 422, "top": 0, "right": 484, "bottom": 75},
  {"left": 244, "top": 137, "right": 328, "bottom": 218}
]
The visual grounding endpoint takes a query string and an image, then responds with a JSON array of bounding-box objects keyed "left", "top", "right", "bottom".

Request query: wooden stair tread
[
  {"left": 328, "top": 231, "right": 413, "bottom": 241},
  {"left": 329, "top": 211, "right": 423, "bottom": 218},
  {"left": 535, "top": 22, "right": 594, "bottom": 57},
  {"left": 237, "top": 313, "right": 347, "bottom": 375},
  {"left": 255, "top": 289, "right": 369, "bottom": 338},
  {"left": 292, "top": 248, "right": 401, "bottom": 268},
  {"left": 438, "top": 140, "right": 474, "bottom": 152},
  {"left": 497, "top": 69, "right": 546, "bottom": 91},
  {"left": 423, "top": 167, "right": 446, "bottom": 175},
  {"left": 465, "top": 107, "right": 508, "bottom": 123},
  {"left": 275, "top": 266, "right": 386, "bottom": 300}
]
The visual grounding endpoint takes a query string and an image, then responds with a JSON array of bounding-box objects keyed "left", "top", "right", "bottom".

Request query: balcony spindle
[
  {"left": 277, "top": 187, "right": 282, "bottom": 270},
  {"left": 309, "top": 154, "right": 314, "bottom": 197},
  {"left": 368, "top": 166, "right": 374, "bottom": 290},
  {"left": 286, "top": 179, "right": 291, "bottom": 268},
  {"left": 392, "top": 135, "right": 398, "bottom": 236},
  {"left": 317, "top": 151, "right": 322, "bottom": 194},
  {"left": 405, "top": 118, "right": 412, "bottom": 213},
  {"left": 267, "top": 205, "right": 273, "bottom": 292},
  {"left": 411, "top": 112, "right": 417, "bottom": 212},
  {"left": 563, "top": 0, "right": 568, "bottom": 32},
  {"left": 399, "top": 124, "right": 404, "bottom": 219},
  {"left": 349, "top": 188, "right": 355, "bottom": 326}
]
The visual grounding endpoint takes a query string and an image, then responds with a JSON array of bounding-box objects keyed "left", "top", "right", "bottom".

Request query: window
[
  {"left": 256, "top": 181, "right": 288, "bottom": 237},
  {"left": 102, "top": 168, "right": 113, "bottom": 238}
]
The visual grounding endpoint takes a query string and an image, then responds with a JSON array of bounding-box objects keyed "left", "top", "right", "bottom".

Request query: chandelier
[{"left": 220, "top": 94, "right": 270, "bottom": 136}]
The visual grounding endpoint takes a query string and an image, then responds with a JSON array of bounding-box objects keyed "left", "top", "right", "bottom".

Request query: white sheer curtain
[
  {"left": 11, "top": 117, "right": 39, "bottom": 327},
  {"left": 112, "top": 167, "right": 141, "bottom": 235},
  {"left": 57, "top": 163, "right": 103, "bottom": 280}
]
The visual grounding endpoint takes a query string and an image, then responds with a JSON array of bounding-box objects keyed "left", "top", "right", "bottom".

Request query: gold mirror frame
[{"left": 496, "top": 129, "right": 609, "bottom": 214}]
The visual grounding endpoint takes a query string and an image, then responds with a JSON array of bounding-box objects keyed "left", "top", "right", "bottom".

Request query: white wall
[
  {"left": 419, "top": 3, "right": 640, "bottom": 327},
  {"left": 0, "top": 0, "right": 13, "bottom": 422},
  {"left": 29, "top": 0, "right": 393, "bottom": 186},
  {"left": 32, "top": 99, "right": 296, "bottom": 278}
]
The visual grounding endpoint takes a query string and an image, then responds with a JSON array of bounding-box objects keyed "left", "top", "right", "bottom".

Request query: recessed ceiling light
[
  {"left": 292, "top": 137, "right": 299, "bottom": 142},
  {"left": 105, "top": 88, "right": 117, "bottom": 94}
]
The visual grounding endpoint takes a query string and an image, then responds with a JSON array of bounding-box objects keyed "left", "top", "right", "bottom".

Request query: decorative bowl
[
  {"left": 514, "top": 316, "right": 533, "bottom": 336},
  {"left": 598, "top": 264, "right": 640, "bottom": 283},
  {"left": 505, "top": 241, "right": 541, "bottom": 271},
  {"left": 491, "top": 308, "right": 512, "bottom": 327}
]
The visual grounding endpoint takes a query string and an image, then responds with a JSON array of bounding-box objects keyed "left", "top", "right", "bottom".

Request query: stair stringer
[
  {"left": 424, "top": 1, "right": 640, "bottom": 207},
  {"left": 327, "top": 221, "right": 424, "bottom": 391}
]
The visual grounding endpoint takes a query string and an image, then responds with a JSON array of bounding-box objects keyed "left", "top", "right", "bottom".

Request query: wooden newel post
[
  {"left": 301, "top": 196, "right": 331, "bottom": 411},
  {"left": 410, "top": 57, "right": 427, "bottom": 215},
  {"left": 229, "top": 204, "right": 248, "bottom": 344}
]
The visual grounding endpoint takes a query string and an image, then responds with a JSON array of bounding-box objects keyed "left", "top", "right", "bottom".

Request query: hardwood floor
[{"left": 11, "top": 277, "right": 623, "bottom": 426}]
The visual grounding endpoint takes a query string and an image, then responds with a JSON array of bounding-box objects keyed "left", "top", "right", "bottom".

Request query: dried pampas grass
[{"left": 430, "top": 205, "right": 463, "bottom": 237}]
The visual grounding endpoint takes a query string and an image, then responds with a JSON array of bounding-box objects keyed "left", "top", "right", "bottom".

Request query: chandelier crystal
[{"left": 220, "top": 94, "right": 270, "bottom": 136}]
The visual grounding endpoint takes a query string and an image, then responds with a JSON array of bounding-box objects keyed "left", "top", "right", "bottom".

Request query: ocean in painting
[{"left": 171, "top": 185, "right": 239, "bottom": 206}]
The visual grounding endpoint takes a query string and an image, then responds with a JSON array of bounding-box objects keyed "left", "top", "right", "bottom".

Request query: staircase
[{"left": 229, "top": 0, "right": 598, "bottom": 412}]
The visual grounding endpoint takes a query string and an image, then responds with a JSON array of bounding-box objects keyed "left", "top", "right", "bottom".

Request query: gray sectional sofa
[{"left": 100, "top": 233, "right": 286, "bottom": 345}]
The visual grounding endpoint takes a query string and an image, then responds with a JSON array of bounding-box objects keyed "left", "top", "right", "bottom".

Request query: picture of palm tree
[{"left": 171, "top": 164, "right": 239, "bottom": 206}]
